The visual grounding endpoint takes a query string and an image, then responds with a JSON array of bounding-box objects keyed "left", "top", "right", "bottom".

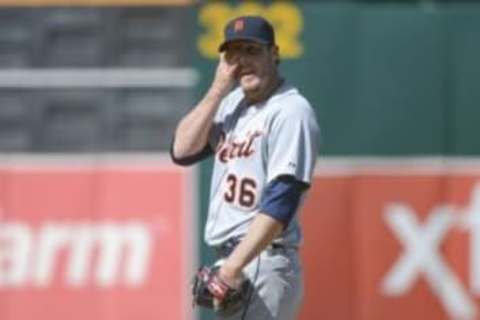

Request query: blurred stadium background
[{"left": 0, "top": 0, "right": 479, "bottom": 320}]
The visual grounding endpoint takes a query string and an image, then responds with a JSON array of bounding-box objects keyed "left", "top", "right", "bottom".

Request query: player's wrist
[
  {"left": 209, "top": 82, "right": 231, "bottom": 99},
  {"left": 204, "top": 86, "right": 227, "bottom": 104},
  {"left": 219, "top": 261, "right": 243, "bottom": 286}
]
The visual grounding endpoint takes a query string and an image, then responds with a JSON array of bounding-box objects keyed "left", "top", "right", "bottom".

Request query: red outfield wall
[
  {"left": 4, "top": 155, "right": 480, "bottom": 320},
  {"left": 299, "top": 158, "right": 480, "bottom": 320},
  {"left": 0, "top": 155, "right": 194, "bottom": 320}
]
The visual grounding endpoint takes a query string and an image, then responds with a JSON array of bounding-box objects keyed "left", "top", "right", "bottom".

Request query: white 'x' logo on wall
[{"left": 382, "top": 204, "right": 476, "bottom": 320}]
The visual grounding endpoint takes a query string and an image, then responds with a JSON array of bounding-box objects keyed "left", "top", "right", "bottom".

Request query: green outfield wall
[{"left": 195, "top": 2, "right": 480, "bottom": 156}]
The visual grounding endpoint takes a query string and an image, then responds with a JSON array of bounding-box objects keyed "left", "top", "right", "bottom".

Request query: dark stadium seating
[{"left": 0, "top": 8, "right": 193, "bottom": 152}]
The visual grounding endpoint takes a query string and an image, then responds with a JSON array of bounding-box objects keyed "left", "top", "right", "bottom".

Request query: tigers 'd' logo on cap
[{"left": 234, "top": 19, "right": 244, "bottom": 32}]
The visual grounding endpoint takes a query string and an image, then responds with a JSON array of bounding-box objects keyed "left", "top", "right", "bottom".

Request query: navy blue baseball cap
[{"left": 218, "top": 16, "right": 275, "bottom": 52}]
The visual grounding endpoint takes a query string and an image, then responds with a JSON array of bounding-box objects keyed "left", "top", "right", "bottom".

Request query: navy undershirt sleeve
[
  {"left": 258, "top": 175, "right": 309, "bottom": 228},
  {"left": 170, "top": 137, "right": 214, "bottom": 166}
]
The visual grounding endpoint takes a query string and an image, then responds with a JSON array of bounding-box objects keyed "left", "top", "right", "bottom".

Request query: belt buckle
[{"left": 266, "top": 243, "right": 286, "bottom": 256}]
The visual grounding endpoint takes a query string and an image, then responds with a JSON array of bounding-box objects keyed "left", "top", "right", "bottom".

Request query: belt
[{"left": 214, "top": 237, "right": 290, "bottom": 259}]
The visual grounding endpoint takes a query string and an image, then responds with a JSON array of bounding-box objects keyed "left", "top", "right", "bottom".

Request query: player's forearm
[
  {"left": 221, "top": 213, "right": 284, "bottom": 279},
  {"left": 173, "top": 88, "right": 224, "bottom": 158},
  {"left": 174, "top": 53, "right": 237, "bottom": 159}
]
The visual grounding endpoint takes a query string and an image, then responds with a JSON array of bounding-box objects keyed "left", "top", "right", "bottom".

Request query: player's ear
[{"left": 271, "top": 45, "right": 280, "bottom": 66}]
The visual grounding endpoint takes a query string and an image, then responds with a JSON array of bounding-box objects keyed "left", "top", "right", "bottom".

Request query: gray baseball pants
[{"left": 217, "top": 248, "right": 304, "bottom": 320}]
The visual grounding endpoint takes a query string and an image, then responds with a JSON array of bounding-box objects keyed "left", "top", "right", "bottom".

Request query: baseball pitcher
[{"left": 171, "top": 15, "right": 320, "bottom": 320}]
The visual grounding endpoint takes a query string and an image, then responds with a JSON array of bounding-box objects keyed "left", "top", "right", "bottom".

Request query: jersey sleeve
[
  {"left": 207, "top": 88, "right": 243, "bottom": 150},
  {"left": 266, "top": 101, "right": 320, "bottom": 184},
  {"left": 207, "top": 97, "right": 228, "bottom": 150},
  {"left": 207, "top": 121, "right": 223, "bottom": 151}
]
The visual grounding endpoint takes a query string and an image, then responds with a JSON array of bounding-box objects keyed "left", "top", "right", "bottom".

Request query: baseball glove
[{"left": 192, "top": 264, "right": 251, "bottom": 316}]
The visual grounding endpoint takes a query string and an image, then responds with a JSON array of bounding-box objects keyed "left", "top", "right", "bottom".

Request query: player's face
[{"left": 224, "top": 41, "right": 279, "bottom": 99}]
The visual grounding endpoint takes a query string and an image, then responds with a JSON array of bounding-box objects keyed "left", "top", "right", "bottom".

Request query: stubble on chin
[{"left": 240, "top": 75, "right": 261, "bottom": 91}]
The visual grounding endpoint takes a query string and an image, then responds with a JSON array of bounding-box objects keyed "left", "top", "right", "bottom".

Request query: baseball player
[{"left": 171, "top": 16, "right": 319, "bottom": 320}]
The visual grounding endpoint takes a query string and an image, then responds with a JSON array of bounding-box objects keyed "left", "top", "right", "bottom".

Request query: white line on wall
[{"left": 0, "top": 68, "right": 199, "bottom": 88}]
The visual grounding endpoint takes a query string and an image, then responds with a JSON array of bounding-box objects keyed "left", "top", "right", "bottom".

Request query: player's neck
[{"left": 245, "top": 74, "right": 283, "bottom": 106}]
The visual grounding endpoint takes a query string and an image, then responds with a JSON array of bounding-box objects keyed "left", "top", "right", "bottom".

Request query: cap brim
[{"left": 218, "top": 36, "right": 270, "bottom": 52}]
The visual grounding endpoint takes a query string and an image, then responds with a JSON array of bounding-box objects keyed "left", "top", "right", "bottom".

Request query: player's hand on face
[{"left": 211, "top": 52, "right": 238, "bottom": 97}]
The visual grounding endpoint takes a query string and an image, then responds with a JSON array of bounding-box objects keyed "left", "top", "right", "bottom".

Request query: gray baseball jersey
[{"left": 205, "top": 81, "right": 320, "bottom": 248}]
